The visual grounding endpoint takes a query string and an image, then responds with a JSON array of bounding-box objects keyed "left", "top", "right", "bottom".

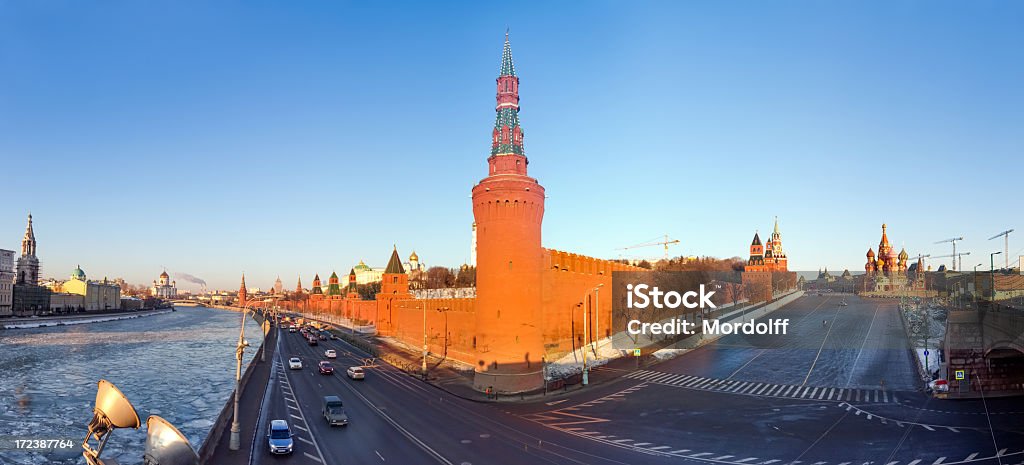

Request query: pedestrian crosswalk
[{"left": 622, "top": 369, "right": 900, "bottom": 403}]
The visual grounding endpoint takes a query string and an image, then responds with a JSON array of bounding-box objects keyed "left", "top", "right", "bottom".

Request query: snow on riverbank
[{"left": 0, "top": 309, "right": 173, "bottom": 329}]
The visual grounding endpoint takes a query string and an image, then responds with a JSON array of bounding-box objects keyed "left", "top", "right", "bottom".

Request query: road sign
[
  {"left": 955, "top": 369, "right": 965, "bottom": 380},
  {"left": 924, "top": 349, "right": 929, "bottom": 356},
  {"left": 633, "top": 348, "right": 641, "bottom": 357}
]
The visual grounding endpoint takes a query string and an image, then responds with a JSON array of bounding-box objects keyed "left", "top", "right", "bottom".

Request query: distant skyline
[{"left": 2, "top": 2, "right": 1021, "bottom": 291}]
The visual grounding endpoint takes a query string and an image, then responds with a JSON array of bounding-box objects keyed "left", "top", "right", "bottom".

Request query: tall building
[
  {"left": 12, "top": 213, "right": 49, "bottom": 315},
  {"left": 862, "top": 223, "right": 921, "bottom": 294},
  {"left": 291, "top": 33, "right": 642, "bottom": 393},
  {"left": 742, "top": 218, "right": 795, "bottom": 303},
  {"left": 151, "top": 270, "right": 177, "bottom": 298},
  {"left": 238, "top": 274, "right": 247, "bottom": 307},
  {"left": 62, "top": 265, "right": 121, "bottom": 311},
  {"left": 745, "top": 217, "right": 789, "bottom": 273},
  {"left": 0, "top": 249, "right": 14, "bottom": 316},
  {"left": 471, "top": 31, "right": 548, "bottom": 389},
  {"left": 273, "top": 276, "right": 283, "bottom": 294},
  {"left": 16, "top": 213, "right": 40, "bottom": 285}
]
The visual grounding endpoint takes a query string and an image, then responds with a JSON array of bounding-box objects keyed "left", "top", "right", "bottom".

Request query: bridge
[{"left": 945, "top": 301, "right": 1024, "bottom": 397}]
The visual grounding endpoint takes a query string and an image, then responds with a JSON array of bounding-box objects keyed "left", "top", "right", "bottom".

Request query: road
[
  {"left": 252, "top": 326, "right": 680, "bottom": 465},
  {"left": 250, "top": 296, "right": 1024, "bottom": 465},
  {"left": 655, "top": 293, "right": 920, "bottom": 390}
]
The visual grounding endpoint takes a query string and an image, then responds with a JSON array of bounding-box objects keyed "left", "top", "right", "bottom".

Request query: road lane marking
[
  {"left": 332, "top": 368, "right": 455, "bottom": 465},
  {"left": 376, "top": 450, "right": 385, "bottom": 461},
  {"left": 802, "top": 298, "right": 842, "bottom": 386},
  {"left": 290, "top": 413, "right": 303, "bottom": 421},
  {"left": 293, "top": 423, "right": 308, "bottom": 432},
  {"left": 965, "top": 453, "right": 978, "bottom": 461},
  {"left": 648, "top": 446, "right": 671, "bottom": 450},
  {"left": 713, "top": 455, "right": 735, "bottom": 460},
  {"left": 846, "top": 303, "right": 881, "bottom": 388},
  {"left": 279, "top": 352, "right": 329, "bottom": 465},
  {"left": 736, "top": 458, "right": 758, "bottom": 463},
  {"left": 298, "top": 436, "right": 314, "bottom": 445},
  {"left": 633, "top": 442, "right": 652, "bottom": 446},
  {"left": 670, "top": 449, "right": 691, "bottom": 454},
  {"left": 933, "top": 457, "right": 946, "bottom": 464}
]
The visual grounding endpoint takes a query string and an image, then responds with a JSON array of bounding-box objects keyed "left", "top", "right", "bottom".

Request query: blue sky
[{"left": 1, "top": 1, "right": 1021, "bottom": 291}]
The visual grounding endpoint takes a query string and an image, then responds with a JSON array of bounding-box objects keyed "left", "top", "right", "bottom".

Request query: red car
[{"left": 318, "top": 361, "right": 334, "bottom": 375}]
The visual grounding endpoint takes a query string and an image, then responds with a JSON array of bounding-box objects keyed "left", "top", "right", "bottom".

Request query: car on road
[
  {"left": 318, "top": 361, "right": 335, "bottom": 375},
  {"left": 307, "top": 336, "right": 318, "bottom": 346},
  {"left": 322, "top": 396, "right": 348, "bottom": 426},
  {"left": 839, "top": 300, "right": 848, "bottom": 306},
  {"left": 324, "top": 349, "right": 337, "bottom": 358},
  {"left": 288, "top": 327, "right": 297, "bottom": 333},
  {"left": 346, "top": 366, "right": 365, "bottom": 380},
  {"left": 266, "top": 419, "right": 294, "bottom": 454},
  {"left": 318, "top": 332, "right": 328, "bottom": 340},
  {"left": 288, "top": 357, "right": 302, "bottom": 369}
]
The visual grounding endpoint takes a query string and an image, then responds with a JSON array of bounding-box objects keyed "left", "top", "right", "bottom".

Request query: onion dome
[{"left": 867, "top": 248, "right": 875, "bottom": 258}]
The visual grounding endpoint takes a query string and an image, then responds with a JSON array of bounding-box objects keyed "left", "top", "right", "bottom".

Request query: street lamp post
[
  {"left": 229, "top": 304, "right": 251, "bottom": 451},
  {"left": 593, "top": 284, "right": 604, "bottom": 357},
  {"left": 990, "top": 252, "right": 1002, "bottom": 300},
  {"left": 421, "top": 301, "right": 428, "bottom": 380}
]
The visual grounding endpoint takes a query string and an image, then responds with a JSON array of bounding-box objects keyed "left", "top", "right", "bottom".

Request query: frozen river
[{"left": 0, "top": 307, "right": 265, "bottom": 465}]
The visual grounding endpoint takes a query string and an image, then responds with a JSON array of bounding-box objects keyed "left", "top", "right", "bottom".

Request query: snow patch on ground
[{"left": 1, "top": 310, "right": 172, "bottom": 329}]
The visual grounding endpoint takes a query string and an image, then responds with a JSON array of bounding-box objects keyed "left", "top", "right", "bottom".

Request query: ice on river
[{"left": 0, "top": 307, "right": 264, "bottom": 465}]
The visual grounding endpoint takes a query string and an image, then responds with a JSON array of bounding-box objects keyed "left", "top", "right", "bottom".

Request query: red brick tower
[
  {"left": 238, "top": 274, "right": 247, "bottom": 307},
  {"left": 346, "top": 268, "right": 358, "bottom": 298},
  {"left": 310, "top": 273, "right": 323, "bottom": 302},
  {"left": 377, "top": 247, "right": 411, "bottom": 334},
  {"left": 471, "top": 32, "right": 547, "bottom": 392}
]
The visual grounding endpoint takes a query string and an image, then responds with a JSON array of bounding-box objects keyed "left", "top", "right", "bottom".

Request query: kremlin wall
[{"left": 270, "top": 34, "right": 787, "bottom": 393}]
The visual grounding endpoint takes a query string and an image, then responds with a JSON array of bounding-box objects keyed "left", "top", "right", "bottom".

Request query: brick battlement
[{"left": 543, "top": 248, "right": 642, "bottom": 276}]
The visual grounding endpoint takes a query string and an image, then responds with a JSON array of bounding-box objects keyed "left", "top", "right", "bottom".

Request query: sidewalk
[{"left": 201, "top": 326, "right": 278, "bottom": 465}]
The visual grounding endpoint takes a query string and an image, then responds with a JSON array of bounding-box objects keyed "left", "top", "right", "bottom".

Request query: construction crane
[
  {"left": 618, "top": 235, "right": 680, "bottom": 261},
  {"left": 988, "top": 229, "right": 1014, "bottom": 269},
  {"left": 930, "top": 252, "right": 970, "bottom": 273},
  {"left": 934, "top": 237, "right": 964, "bottom": 271}
]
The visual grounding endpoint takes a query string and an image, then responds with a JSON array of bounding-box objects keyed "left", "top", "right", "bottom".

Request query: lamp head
[{"left": 143, "top": 415, "right": 198, "bottom": 465}]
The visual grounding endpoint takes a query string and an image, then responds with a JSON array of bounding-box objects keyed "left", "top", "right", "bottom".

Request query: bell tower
[{"left": 471, "top": 31, "right": 546, "bottom": 392}]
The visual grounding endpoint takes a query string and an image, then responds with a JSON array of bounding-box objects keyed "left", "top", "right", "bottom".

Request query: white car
[
  {"left": 288, "top": 357, "right": 302, "bottom": 370},
  {"left": 346, "top": 367, "right": 365, "bottom": 380},
  {"left": 325, "top": 349, "right": 337, "bottom": 359}
]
